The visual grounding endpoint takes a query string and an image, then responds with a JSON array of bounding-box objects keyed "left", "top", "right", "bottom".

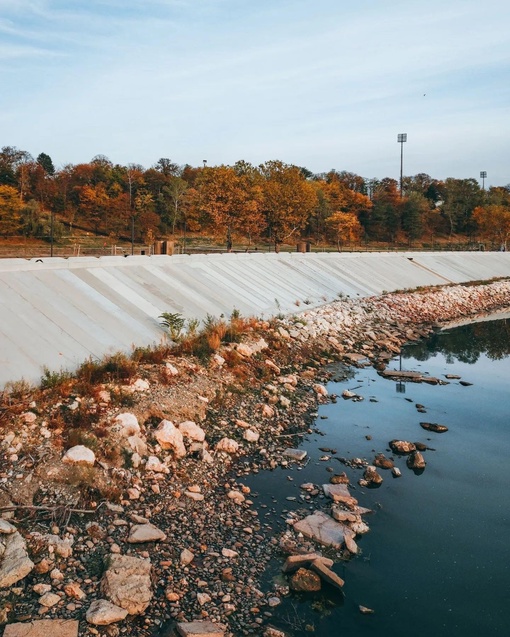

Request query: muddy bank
[{"left": 1, "top": 280, "right": 510, "bottom": 637}]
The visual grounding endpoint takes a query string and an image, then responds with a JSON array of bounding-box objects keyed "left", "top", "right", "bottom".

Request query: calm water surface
[{"left": 246, "top": 318, "right": 510, "bottom": 637}]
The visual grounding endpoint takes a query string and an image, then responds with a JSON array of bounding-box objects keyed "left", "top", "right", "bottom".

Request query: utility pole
[{"left": 397, "top": 133, "right": 407, "bottom": 198}]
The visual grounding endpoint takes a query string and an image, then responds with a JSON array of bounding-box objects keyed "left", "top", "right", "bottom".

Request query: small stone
[
  {"left": 127, "top": 523, "right": 166, "bottom": 543},
  {"left": 86, "top": 599, "right": 128, "bottom": 625},
  {"left": 39, "top": 592, "right": 61, "bottom": 607}
]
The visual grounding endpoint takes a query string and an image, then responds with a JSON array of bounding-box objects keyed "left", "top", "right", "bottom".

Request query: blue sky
[{"left": 1, "top": 0, "right": 509, "bottom": 186}]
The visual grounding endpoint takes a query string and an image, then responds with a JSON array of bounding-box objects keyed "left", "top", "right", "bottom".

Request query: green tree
[{"left": 36, "top": 152, "right": 55, "bottom": 176}]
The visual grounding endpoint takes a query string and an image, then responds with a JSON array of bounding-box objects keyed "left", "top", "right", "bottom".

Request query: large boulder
[
  {"left": 100, "top": 554, "right": 152, "bottom": 615},
  {"left": 179, "top": 421, "right": 206, "bottom": 442},
  {"left": 113, "top": 413, "right": 140, "bottom": 436},
  {"left": 154, "top": 420, "right": 186, "bottom": 458},
  {"left": 3, "top": 620, "right": 78, "bottom": 637},
  {"left": 0, "top": 530, "right": 35, "bottom": 588}
]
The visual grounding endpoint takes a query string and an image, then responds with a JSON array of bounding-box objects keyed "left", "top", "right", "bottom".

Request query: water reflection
[{"left": 402, "top": 318, "right": 510, "bottom": 364}]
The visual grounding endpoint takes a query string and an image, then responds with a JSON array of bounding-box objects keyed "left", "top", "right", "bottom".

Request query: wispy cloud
[{"left": 1, "top": 0, "right": 509, "bottom": 185}]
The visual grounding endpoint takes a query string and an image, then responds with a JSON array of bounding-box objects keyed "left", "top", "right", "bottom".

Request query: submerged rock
[
  {"left": 420, "top": 422, "right": 448, "bottom": 433},
  {"left": 289, "top": 567, "right": 321, "bottom": 592}
]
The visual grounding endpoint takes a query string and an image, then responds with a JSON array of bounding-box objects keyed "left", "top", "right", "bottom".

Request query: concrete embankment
[{"left": 0, "top": 251, "right": 509, "bottom": 387}]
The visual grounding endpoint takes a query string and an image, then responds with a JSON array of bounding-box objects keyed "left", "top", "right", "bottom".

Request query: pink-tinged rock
[
  {"left": 0, "top": 531, "right": 35, "bottom": 587},
  {"left": 62, "top": 445, "right": 95, "bottom": 466},
  {"left": 216, "top": 438, "right": 239, "bottom": 454},
  {"left": 282, "top": 554, "right": 332, "bottom": 574},
  {"left": 176, "top": 621, "right": 226, "bottom": 636},
  {"left": 389, "top": 440, "right": 416, "bottom": 454},
  {"left": 293, "top": 511, "right": 348, "bottom": 549},
  {"left": 154, "top": 419, "right": 186, "bottom": 457},
  {"left": 179, "top": 421, "right": 206, "bottom": 442},
  {"left": 243, "top": 429, "right": 260, "bottom": 443},
  {"left": 313, "top": 383, "right": 328, "bottom": 397},
  {"left": 127, "top": 523, "right": 166, "bottom": 543},
  {"left": 145, "top": 456, "right": 169, "bottom": 473},
  {"left": 100, "top": 554, "right": 152, "bottom": 615},
  {"left": 310, "top": 559, "right": 345, "bottom": 589},
  {"left": 3, "top": 620, "right": 78, "bottom": 637},
  {"left": 113, "top": 413, "right": 140, "bottom": 436},
  {"left": 86, "top": 599, "right": 128, "bottom": 625},
  {"left": 322, "top": 484, "right": 358, "bottom": 508}
]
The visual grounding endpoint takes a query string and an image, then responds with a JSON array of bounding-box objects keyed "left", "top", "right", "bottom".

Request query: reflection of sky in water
[{"left": 249, "top": 319, "right": 510, "bottom": 637}]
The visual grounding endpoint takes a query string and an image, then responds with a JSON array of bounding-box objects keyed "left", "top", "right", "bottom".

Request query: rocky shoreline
[{"left": 1, "top": 279, "right": 510, "bottom": 637}]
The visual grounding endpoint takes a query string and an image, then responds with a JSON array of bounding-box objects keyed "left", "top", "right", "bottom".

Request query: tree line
[{"left": 0, "top": 146, "right": 509, "bottom": 249}]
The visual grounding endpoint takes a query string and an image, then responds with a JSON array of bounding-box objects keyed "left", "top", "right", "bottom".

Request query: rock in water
[
  {"left": 420, "top": 422, "right": 448, "bottom": 433},
  {"left": 289, "top": 568, "right": 321, "bottom": 592},
  {"left": 389, "top": 440, "right": 416, "bottom": 454},
  {"left": 407, "top": 451, "right": 426, "bottom": 470}
]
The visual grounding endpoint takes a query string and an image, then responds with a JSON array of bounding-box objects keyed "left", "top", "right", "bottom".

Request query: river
[{"left": 245, "top": 317, "right": 510, "bottom": 636}]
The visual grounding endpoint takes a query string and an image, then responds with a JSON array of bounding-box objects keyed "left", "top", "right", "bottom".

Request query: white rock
[
  {"left": 216, "top": 438, "right": 239, "bottom": 454},
  {"left": 227, "top": 490, "right": 245, "bottom": 504},
  {"left": 113, "top": 412, "right": 140, "bottom": 436},
  {"left": 178, "top": 421, "right": 205, "bottom": 442},
  {"left": 127, "top": 523, "right": 166, "bottom": 543},
  {"left": 154, "top": 420, "right": 186, "bottom": 458},
  {"left": 62, "top": 445, "right": 95, "bottom": 466},
  {"left": 127, "top": 435, "right": 148, "bottom": 456},
  {"left": 197, "top": 592, "right": 211, "bottom": 606},
  {"left": 86, "top": 599, "right": 128, "bottom": 625},
  {"left": 212, "top": 354, "right": 225, "bottom": 367},
  {"left": 131, "top": 378, "right": 150, "bottom": 392},
  {"left": 235, "top": 344, "right": 253, "bottom": 357},
  {"left": 145, "top": 456, "right": 169, "bottom": 474},
  {"left": 180, "top": 549, "right": 194, "bottom": 566},
  {"left": 243, "top": 429, "right": 260, "bottom": 443},
  {"left": 165, "top": 362, "right": 179, "bottom": 376},
  {"left": 0, "top": 520, "right": 16, "bottom": 535},
  {"left": 313, "top": 384, "right": 328, "bottom": 397},
  {"left": 100, "top": 554, "right": 152, "bottom": 615},
  {"left": 39, "top": 592, "right": 61, "bottom": 607}
]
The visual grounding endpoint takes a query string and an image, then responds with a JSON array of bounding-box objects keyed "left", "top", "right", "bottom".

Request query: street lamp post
[
  {"left": 480, "top": 171, "right": 487, "bottom": 190},
  {"left": 397, "top": 133, "right": 407, "bottom": 198}
]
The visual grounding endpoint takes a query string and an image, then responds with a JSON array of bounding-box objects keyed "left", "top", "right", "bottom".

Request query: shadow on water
[{"left": 245, "top": 318, "right": 510, "bottom": 637}]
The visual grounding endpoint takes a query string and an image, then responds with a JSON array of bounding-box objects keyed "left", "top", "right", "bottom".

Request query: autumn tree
[
  {"left": 326, "top": 212, "right": 362, "bottom": 249},
  {"left": 194, "top": 165, "right": 264, "bottom": 249},
  {"left": 0, "top": 185, "right": 23, "bottom": 235},
  {"left": 259, "top": 161, "right": 317, "bottom": 249},
  {"left": 473, "top": 205, "right": 510, "bottom": 250}
]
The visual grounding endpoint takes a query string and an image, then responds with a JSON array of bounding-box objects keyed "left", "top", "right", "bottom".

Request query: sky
[{"left": 1, "top": 0, "right": 509, "bottom": 186}]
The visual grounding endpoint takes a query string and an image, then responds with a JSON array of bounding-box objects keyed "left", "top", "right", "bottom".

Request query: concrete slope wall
[{"left": 1, "top": 251, "right": 509, "bottom": 387}]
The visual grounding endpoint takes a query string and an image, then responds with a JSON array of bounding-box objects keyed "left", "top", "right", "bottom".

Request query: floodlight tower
[
  {"left": 397, "top": 133, "right": 407, "bottom": 198},
  {"left": 480, "top": 171, "right": 487, "bottom": 190}
]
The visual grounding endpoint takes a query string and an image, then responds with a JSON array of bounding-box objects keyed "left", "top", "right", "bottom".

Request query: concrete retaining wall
[{"left": 1, "top": 251, "right": 509, "bottom": 387}]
